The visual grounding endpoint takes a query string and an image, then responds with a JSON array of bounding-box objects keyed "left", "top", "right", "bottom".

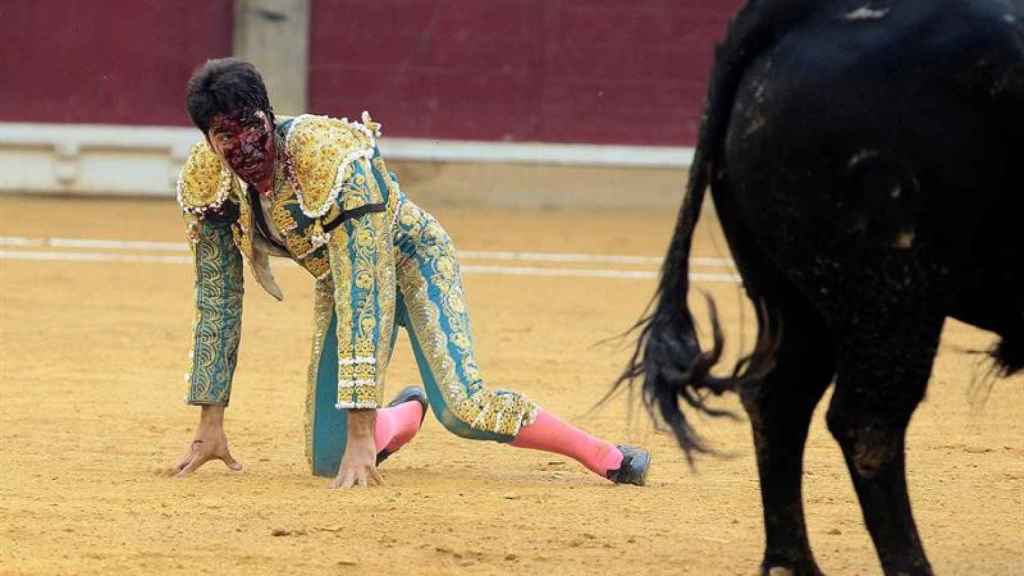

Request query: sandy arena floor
[{"left": 0, "top": 194, "right": 1021, "bottom": 575}]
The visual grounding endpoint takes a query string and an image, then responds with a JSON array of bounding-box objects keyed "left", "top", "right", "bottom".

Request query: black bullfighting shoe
[
  {"left": 375, "top": 386, "right": 430, "bottom": 466},
  {"left": 606, "top": 445, "right": 651, "bottom": 486}
]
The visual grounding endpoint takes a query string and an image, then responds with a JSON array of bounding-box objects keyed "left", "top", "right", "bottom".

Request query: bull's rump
[{"left": 717, "top": 0, "right": 1021, "bottom": 304}]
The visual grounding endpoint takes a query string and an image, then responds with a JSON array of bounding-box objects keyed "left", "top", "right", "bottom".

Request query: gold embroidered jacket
[{"left": 177, "top": 113, "right": 400, "bottom": 409}]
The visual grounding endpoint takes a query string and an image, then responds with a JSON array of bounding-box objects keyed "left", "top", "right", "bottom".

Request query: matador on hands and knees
[{"left": 173, "top": 58, "right": 650, "bottom": 488}]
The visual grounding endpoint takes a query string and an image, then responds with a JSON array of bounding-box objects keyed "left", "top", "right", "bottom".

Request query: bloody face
[{"left": 208, "top": 110, "right": 275, "bottom": 193}]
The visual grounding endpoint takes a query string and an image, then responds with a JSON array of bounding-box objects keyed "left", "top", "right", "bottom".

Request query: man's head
[
  {"left": 186, "top": 58, "right": 275, "bottom": 134},
  {"left": 186, "top": 58, "right": 277, "bottom": 192}
]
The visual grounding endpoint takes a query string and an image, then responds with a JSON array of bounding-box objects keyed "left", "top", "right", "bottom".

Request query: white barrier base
[{"left": 0, "top": 122, "right": 693, "bottom": 198}]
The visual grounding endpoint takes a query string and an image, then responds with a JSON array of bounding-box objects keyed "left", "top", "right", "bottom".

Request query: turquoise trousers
[{"left": 307, "top": 198, "right": 537, "bottom": 477}]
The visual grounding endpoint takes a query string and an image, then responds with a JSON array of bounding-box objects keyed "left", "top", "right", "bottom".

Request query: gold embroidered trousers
[
  {"left": 181, "top": 135, "right": 537, "bottom": 476},
  {"left": 299, "top": 195, "right": 538, "bottom": 476}
]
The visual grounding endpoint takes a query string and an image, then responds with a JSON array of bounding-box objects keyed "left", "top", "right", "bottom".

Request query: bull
[{"left": 620, "top": 1, "right": 1023, "bottom": 574}]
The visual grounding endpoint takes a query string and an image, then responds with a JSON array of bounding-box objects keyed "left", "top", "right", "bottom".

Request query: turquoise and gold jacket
[{"left": 177, "top": 113, "right": 400, "bottom": 410}]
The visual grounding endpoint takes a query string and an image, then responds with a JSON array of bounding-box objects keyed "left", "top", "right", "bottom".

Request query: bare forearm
[{"left": 199, "top": 405, "right": 226, "bottom": 428}]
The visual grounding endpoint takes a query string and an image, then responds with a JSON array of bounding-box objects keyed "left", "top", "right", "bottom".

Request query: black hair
[{"left": 185, "top": 58, "right": 276, "bottom": 134}]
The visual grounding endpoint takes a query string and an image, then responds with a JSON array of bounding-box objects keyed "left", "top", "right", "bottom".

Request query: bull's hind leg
[
  {"left": 739, "top": 288, "right": 836, "bottom": 576},
  {"left": 826, "top": 311, "right": 945, "bottom": 576}
]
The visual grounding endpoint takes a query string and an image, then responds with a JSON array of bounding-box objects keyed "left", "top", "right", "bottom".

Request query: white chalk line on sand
[
  {"left": 0, "top": 236, "right": 741, "bottom": 284},
  {"left": 0, "top": 236, "right": 736, "bottom": 268}
]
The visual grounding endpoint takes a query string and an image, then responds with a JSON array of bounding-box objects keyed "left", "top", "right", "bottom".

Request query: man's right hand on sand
[{"left": 174, "top": 405, "right": 242, "bottom": 477}]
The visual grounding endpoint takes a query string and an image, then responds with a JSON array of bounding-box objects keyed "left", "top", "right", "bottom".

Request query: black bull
[{"left": 620, "top": 1, "right": 1023, "bottom": 575}]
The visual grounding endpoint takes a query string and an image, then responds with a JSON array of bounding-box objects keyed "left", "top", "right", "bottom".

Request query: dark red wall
[
  {"left": 0, "top": 1, "right": 233, "bottom": 126},
  {"left": 310, "top": 0, "right": 743, "bottom": 145},
  {"left": 2, "top": 1, "right": 742, "bottom": 145}
]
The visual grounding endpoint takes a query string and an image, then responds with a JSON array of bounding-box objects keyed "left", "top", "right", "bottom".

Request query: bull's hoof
[{"left": 761, "top": 562, "right": 824, "bottom": 576}]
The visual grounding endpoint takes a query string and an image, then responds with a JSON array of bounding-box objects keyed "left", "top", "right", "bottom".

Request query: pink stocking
[
  {"left": 510, "top": 409, "right": 623, "bottom": 477},
  {"left": 374, "top": 401, "right": 424, "bottom": 453}
]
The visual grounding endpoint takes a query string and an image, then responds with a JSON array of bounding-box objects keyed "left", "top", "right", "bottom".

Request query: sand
[{"left": 1, "top": 195, "right": 1020, "bottom": 575}]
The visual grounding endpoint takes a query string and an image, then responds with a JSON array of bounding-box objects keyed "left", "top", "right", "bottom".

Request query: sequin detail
[
  {"left": 184, "top": 216, "right": 244, "bottom": 405},
  {"left": 180, "top": 114, "right": 534, "bottom": 438},
  {"left": 394, "top": 200, "right": 538, "bottom": 437},
  {"left": 326, "top": 158, "right": 397, "bottom": 409},
  {"left": 283, "top": 112, "right": 380, "bottom": 219},
  {"left": 176, "top": 140, "right": 235, "bottom": 215}
]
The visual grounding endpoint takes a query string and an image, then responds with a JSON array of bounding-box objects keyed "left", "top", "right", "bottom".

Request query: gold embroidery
[
  {"left": 185, "top": 217, "right": 244, "bottom": 405},
  {"left": 395, "top": 199, "right": 537, "bottom": 437},
  {"left": 177, "top": 140, "right": 234, "bottom": 215},
  {"left": 324, "top": 202, "right": 343, "bottom": 222},
  {"left": 232, "top": 185, "right": 254, "bottom": 261},
  {"left": 325, "top": 159, "right": 397, "bottom": 409},
  {"left": 185, "top": 215, "right": 201, "bottom": 246},
  {"left": 283, "top": 114, "right": 378, "bottom": 218},
  {"left": 304, "top": 252, "right": 330, "bottom": 280},
  {"left": 309, "top": 220, "right": 331, "bottom": 248},
  {"left": 271, "top": 199, "right": 299, "bottom": 234},
  {"left": 328, "top": 231, "right": 358, "bottom": 402},
  {"left": 231, "top": 224, "right": 244, "bottom": 257},
  {"left": 372, "top": 156, "right": 403, "bottom": 228},
  {"left": 287, "top": 234, "right": 316, "bottom": 259}
]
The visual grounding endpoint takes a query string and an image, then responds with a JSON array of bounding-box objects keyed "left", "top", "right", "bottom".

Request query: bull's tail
[
  {"left": 616, "top": 142, "right": 780, "bottom": 461},
  {"left": 615, "top": 142, "right": 735, "bottom": 461},
  {"left": 617, "top": 0, "right": 817, "bottom": 461},
  {"left": 991, "top": 336, "right": 1024, "bottom": 377}
]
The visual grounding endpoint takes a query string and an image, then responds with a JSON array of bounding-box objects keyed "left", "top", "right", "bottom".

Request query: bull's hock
[{"left": 0, "top": 122, "right": 692, "bottom": 208}]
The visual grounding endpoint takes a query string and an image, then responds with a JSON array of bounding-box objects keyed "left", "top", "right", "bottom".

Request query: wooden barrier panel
[
  {"left": 309, "top": 0, "right": 743, "bottom": 145},
  {"left": 0, "top": 0, "right": 233, "bottom": 126}
]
